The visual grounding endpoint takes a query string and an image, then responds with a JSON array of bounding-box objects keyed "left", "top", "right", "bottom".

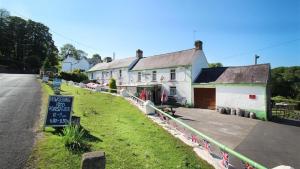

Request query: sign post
[
  {"left": 44, "top": 95, "right": 74, "bottom": 129},
  {"left": 53, "top": 78, "right": 62, "bottom": 95}
]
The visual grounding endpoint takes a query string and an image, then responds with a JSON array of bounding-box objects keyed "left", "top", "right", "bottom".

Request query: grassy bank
[{"left": 28, "top": 83, "right": 213, "bottom": 169}]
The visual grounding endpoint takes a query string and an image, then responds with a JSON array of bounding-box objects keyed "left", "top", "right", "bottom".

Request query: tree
[
  {"left": 109, "top": 78, "right": 117, "bottom": 93},
  {"left": 209, "top": 62, "right": 223, "bottom": 68},
  {"left": 0, "top": 8, "right": 10, "bottom": 18},
  {"left": 89, "top": 53, "right": 102, "bottom": 66},
  {"left": 0, "top": 9, "right": 58, "bottom": 73},
  {"left": 77, "top": 49, "right": 88, "bottom": 59},
  {"left": 271, "top": 66, "right": 300, "bottom": 100},
  {"left": 59, "top": 44, "right": 79, "bottom": 60}
]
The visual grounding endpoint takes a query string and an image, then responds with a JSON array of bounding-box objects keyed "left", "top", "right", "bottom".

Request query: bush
[
  {"left": 62, "top": 125, "right": 86, "bottom": 151},
  {"left": 109, "top": 78, "right": 117, "bottom": 93},
  {"left": 60, "top": 71, "right": 88, "bottom": 83}
]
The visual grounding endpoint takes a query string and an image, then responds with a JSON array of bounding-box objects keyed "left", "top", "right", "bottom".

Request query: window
[
  {"left": 91, "top": 72, "right": 94, "bottom": 79},
  {"left": 110, "top": 71, "right": 112, "bottom": 78},
  {"left": 170, "top": 69, "right": 176, "bottom": 80},
  {"left": 138, "top": 72, "right": 141, "bottom": 82},
  {"left": 170, "top": 87, "right": 176, "bottom": 96},
  {"left": 152, "top": 71, "right": 157, "bottom": 81},
  {"left": 119, "top": 70, "right": 122, "bottom": 78}
]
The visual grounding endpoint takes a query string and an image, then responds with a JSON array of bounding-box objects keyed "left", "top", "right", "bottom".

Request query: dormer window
[{"left": 170, "top": 69, "right": 176, "bottom": 80}]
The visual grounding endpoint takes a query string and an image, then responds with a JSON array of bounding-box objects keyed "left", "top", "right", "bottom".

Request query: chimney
[
  {"left": 136, "top": 49, "right": 143, "bottom": 58},
  {"left": 194, "top": 40, "right": 203, "bottom": 50}
]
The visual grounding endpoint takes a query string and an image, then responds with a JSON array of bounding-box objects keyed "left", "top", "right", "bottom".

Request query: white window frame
[
  {"left": 170, "top": 86, "right": 176, "bottom": 96},
  {"left": 170, "top": 69, "right": 176, "bottom": 80}
]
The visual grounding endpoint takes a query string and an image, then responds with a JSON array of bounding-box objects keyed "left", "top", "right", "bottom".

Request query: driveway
[
  {"left": 175, "top": 107, "right": 300, "bottom": 168},
  {"left": 0, "top": 74, "right": 41, "bottom": 169}
]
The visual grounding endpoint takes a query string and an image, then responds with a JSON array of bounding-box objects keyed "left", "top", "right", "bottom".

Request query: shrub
[
  {"left": 62, "top": 125, "right": 86, "bottom": 151},
  {"left": 109, "top": 78, "right": 117, "bottom": 93},
  {"left": 60, "top": 71, "right": 88, "bottom": 83}
]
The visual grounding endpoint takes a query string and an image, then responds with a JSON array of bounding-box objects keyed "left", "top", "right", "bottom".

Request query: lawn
[{"left": 27, "top": 83, "right": 213, "bottom": 169}]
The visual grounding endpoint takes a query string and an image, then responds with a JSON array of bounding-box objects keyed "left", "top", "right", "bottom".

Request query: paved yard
[{"left": 174, "top": 107, "right": 300, "bottom": 168}]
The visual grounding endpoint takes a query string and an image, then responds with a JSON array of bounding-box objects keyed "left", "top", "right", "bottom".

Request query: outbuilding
[{"left": 192, "top": 64, "right": 271, "bottom": 120}]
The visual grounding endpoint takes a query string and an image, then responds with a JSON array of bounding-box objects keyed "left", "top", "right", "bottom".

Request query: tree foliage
[
  {"left": 59, "top": 44, "right": 79, "bottom": 60},
  {"left": 209, "top": 62, "right": 223, "bottom": 68},
  {"left": 89, "top": 53, "right": 102, "bottom": 66},
  {"left": 0, "top": 8, "right": 58, "bottom": 73},
  {"left": 271, "top": 66, "right": 300, "bottom": 100},
  {"left": 60, "top": 70, "right": 88, "bottom": 83},
  {"left": 109, "top": 78, "right": 117, "bottom": 93}
]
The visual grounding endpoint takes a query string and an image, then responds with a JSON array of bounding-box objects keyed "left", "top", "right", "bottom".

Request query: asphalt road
[{"left": 0, "top": 74, "right": 41, "bottom": 169}]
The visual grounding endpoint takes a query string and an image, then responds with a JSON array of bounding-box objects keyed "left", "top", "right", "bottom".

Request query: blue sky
[{"left": 0, "top": 0, "right": 299, "bottom": 67}]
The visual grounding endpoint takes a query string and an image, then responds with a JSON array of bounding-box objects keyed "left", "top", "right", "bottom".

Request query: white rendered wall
[
  {"left": 129, "top": 66, "right": 193, "bottom": 104},
  {"left": 87, "top": 68, "right": 130, "bottom": 86},
  {"left": 216, "top": 85, "right": 266, "bottom": 112},
  {"left": 191, "top": 50, "right": 209, "bottom": 82}
]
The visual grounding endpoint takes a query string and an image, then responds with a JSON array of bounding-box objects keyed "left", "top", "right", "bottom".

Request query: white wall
[
  {"left": 216, "top": 85, "right": 266, "bottom": 112},
  {"left": 129, "top": 66, "right": 193, "bottom": 104},
  {"left": 62, "top": 57, "right": 90, "bottom": 72},
  {"left": 62, "top": 57, "right": 77, "bottom": 72},
  {"left": 191, "top": 50, "right": 209, "bottom": 82},
  {"left": 87, "top": 67, "right": 130, "bottom": 86}
]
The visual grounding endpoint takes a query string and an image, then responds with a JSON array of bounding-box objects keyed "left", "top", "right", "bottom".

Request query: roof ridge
[
  {"left": 143, "top": 48, "right": 195, "bottom": 59},
  {"left": 203, "top": 63, "right": 270, "bottom": 70}
]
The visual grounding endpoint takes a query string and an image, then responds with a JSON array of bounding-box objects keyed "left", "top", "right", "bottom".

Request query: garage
[{"left": 194, "top": 88, "right": 216, "bottom": 109}]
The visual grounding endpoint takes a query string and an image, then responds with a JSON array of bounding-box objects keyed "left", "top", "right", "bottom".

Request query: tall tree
[
  {"left": 77, "top": 49, "right": 88, "bottom": 59},
  {"left": 0, "top": 8, "right": 58, "bottom": 73},
  {"left": 89, "top": 53, "right": 102, "bottom": 66},
  {"left": 59, "top": 44, "right": 79, "bottom": 59}
]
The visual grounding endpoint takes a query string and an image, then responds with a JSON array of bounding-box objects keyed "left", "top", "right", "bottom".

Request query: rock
[
  {"left": 250, "top": 112, "right": 256, "bottom": 119},
  {"left": 236, "top": 108, "right": 244, "bottom": 117},
  {"left": 81, "top": 151, "right": 106, "bottom": 169},
  {"left": 230, "top": 108, "right": 236, "bottom": 115},
  {"left": 144, "top": 100, "right": 155, "bottom": 115}
]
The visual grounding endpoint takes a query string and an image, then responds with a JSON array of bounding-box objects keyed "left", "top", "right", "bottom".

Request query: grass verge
[{"left": 27, "top": 83, "right": 213, "bottom": 169}]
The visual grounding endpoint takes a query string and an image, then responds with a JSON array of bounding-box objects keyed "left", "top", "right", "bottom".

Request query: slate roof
[
  {"left": 194, "top": 64, "right": 270, "bottom": 84},
  {"left": 87, "top": 57, "right": 137, "bottom": 72},
  {"left": 131, "top": 49, "right": 203, "bottom": 71}
]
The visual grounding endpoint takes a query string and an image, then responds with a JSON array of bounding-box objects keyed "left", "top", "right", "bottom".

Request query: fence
[{"left": 68, "top": 82, "right": 268, "bottom": 169}]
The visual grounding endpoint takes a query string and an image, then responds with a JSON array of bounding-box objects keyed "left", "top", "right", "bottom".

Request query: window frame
[
  {"left": 152, "top": 71, "right": 157, "bottom": 81},
  {"left": 170, "top": 86, "right": 176, "bottom": 96},
  {"left": 138, "top": 72, "right": 142, "bottom": 82},
  {"left": 170, "top": 69, "right": 176, "bottom": 80}
]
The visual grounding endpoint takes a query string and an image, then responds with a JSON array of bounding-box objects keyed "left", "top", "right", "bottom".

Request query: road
[
  {"left": 0, "top": 74, "right": 41, "bottom": 169},
  {"left": 175, "top": 107, "right": 300, "bottom": 169}
]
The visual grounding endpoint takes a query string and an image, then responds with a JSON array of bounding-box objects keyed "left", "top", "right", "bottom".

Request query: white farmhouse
[
  {"left": 86, "top": 53, "right": 141, "bottom": 86},
  {"left": 62, "top": 55, "right": 90, "bottom": 72},
  {"left": 128, "top": 40, "right": 208, "bottom": 105}
]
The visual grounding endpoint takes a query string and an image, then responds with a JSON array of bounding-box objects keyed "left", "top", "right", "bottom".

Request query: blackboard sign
[{"left": 44, "top": 95, "right": 74, "bottom": 127}]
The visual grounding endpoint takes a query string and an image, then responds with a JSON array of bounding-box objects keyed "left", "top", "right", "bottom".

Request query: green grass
[{"left": 28, "top": 83, "right": 213, "bottom": 169}]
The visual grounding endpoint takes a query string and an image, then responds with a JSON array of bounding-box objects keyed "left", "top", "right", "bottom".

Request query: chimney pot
[
  {"left": 194, "top": 40, "right": 203, "bottom": 50},
  {"left": 136, "top": 49, "right": 143, "bottom": 58}
]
